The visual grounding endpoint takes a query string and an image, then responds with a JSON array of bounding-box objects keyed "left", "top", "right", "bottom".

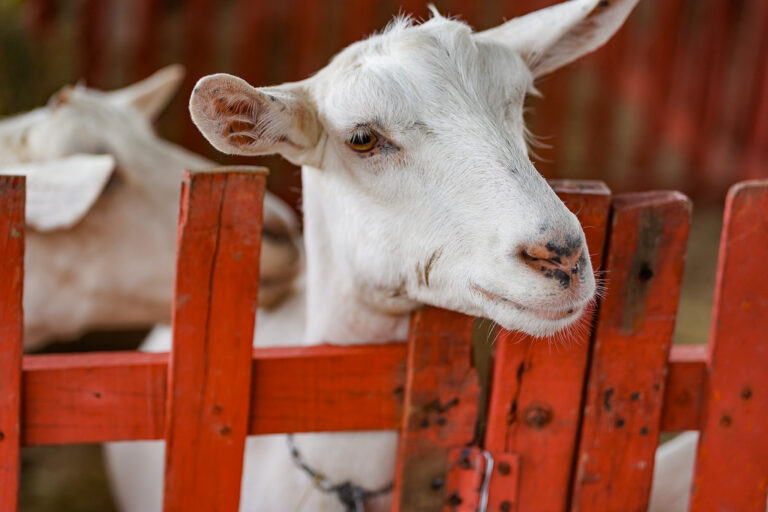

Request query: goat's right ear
[
  {"left": 189, "top": 74, "right": 321, "bottom": 166},
  {"left": 476, "top": 0, "right": 638, "bottom": 78}
]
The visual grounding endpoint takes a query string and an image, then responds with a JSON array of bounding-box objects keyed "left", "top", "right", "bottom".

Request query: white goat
[
  {"left": 0, "top": 66, "right": 301, "bottom": 350},
  {"left": 106, "top": 2, "right": 653, "bottom": 511}
]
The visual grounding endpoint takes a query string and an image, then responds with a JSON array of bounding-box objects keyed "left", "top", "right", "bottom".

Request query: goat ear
[
  {"left": 0, "top": 154, "right": 115, "bottom": 232},
  {"left": 476, "top": 0, "right": 638, "bottom": 78},
  {"left": 106, "top": 64, "right": 185, "bottom": 121},
  {"left": 189, "top": 74, "right": 321, "bottom": 165}
]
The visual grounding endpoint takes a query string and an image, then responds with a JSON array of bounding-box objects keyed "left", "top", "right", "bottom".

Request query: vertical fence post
[
  {"left": 483, "top": 181, "right": 611, "bottom": 512},
  {"left": 163, "top": 168, "right": 266, "bottom": 511},
  {"left": 0, "top": 176, "right": 25, "bottom": 509},
  {"left": 391, "top": 308, "right": 479, "bottom": 512},
  {"left": 690, "top": 181, "right": 768, "bottom": 511},
  {"left": 571, "top": 191, "right": 691, "bottom": 511}
]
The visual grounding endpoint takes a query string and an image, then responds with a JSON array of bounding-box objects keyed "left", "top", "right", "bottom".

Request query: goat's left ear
[
  {"left": 476, "top": 0, "right": 639, "bottom": 78},
  {"left": 189, "top": 74, "right": 321, "bottom": 166},
  {"left": 106, "top": 64, "right": 185, "bottom": 121}
]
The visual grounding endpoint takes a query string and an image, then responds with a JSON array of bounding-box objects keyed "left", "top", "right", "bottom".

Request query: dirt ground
[{"left": 19, "top": 208, "right": 723, "bottom": 511}]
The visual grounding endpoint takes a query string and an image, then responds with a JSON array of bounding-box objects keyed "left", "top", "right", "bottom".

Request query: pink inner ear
[
  {"left": 215, "top": 96, "right": 252, "bottom": 117},
  {"left": 206, "top": 95, "right": 262, "bottom": 146}
]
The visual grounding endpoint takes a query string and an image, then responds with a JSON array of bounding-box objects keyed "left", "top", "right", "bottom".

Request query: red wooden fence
[
  {"left": 11, "top": 0, "right": 768, "bottom": 205},
  {"left": 1, "top": 170, "right": 767, "bottom": 511}
]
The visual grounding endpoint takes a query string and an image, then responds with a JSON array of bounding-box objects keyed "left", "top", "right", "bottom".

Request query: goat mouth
[{"left": 471, "top": 285, "right": 581, "bottom": 322}]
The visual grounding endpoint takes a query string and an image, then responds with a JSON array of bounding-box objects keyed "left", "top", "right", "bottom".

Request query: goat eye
[{"left": 347, "top": 130, "right": 378, "bottom": 152}]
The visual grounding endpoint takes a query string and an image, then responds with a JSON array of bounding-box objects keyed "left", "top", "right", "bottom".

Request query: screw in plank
[
  {"left": 458, "top": 451, "right": 472, "bottom": 469},
  {"left": 497, "top": 461, "right": 511, "bottom": 476},
  {"left": 430, "top": 478, "right": 444, "bottom": 490},
  {"left": 0, "top": 430, "right": 4, "bottom": 442},
  {"left": 741, "top": 387, "right": 753, "bottom": 400},
  {"left": 500, "top": 500, "right": 512, "bottom": 511},
  {"left": 523, "top": 404, "right": 553, "bottom": 429},
  {"left": 720, "top": 414, "right": 732, "bottom": 427},
  {"left": 638, "top": 262, "right": 654, "bottom": 281}
]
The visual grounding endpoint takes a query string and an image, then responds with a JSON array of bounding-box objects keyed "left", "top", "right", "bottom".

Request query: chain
[{"left": 286, "top": 434, "right": 393, "bottom": 512}]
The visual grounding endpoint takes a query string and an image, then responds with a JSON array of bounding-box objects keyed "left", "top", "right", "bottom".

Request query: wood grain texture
[
  {"left": 483, "top": 181, "right": 611, "bottom": 512},
  {"left": 690, "top": 181, "right": 768, "bottom": 512},
  {"left": 163, "top": 170, "right": 265, "bottom": 512},
  {"left": 21, "top": 344, "right": 406, "bottom": 446},
  {"left": 392, "top": 307, "right": 479, "bottom": 512},
  {"left": 18, "top": 342, "right": 707, "bottom": 447},
  {"left": 248, "top": 343, "right": 406, "bottom": 434},
  {"left": 22, "top": 352, "right": 167, "bottom": 445},
  {"left": 0, "top": 176, "right": 25, "bottom": 511},
  {"left": 571, "top": 191, "right": 691, "bottom": 512}
]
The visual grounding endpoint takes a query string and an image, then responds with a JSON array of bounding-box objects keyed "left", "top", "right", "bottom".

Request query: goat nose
[{"left": 519, "top": 240, "right": 585, "bottom": 289}]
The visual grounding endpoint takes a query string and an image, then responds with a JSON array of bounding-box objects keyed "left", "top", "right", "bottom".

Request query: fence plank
[
  {"left": 483, "top": 180, "right": 611, "bottom": 512},
  {"left": 162, "top": 169, "right": 265, "bottom": 512},
  {"left": 660, "top": 344, "right": 707, "bottom": 432},
  {"left": 571, "top": 191, "right": 691, "bottom": 512},
  {"left": 392, "top": 307, "right": 479, "bottom": 512},
  {"left": 690, "top": 181, "right": 768, "bottom": 512},
  {"left": 0, "top": 176, "right": 25, "bottom": 511}
]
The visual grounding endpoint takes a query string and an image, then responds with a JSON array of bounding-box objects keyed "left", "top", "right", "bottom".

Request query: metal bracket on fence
[{"left": 444, "top": 447, "right": 520, "bottom": 512}]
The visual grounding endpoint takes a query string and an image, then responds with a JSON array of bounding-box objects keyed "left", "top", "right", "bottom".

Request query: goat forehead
[{"left": 316, "top": 22, "right": 532, "bottom": 131}]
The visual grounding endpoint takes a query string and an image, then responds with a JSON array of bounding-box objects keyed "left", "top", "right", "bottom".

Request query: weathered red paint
[
  {"left": 1, "top": 175, "right": 766, "bottom": 510},
  {"left": 690, "top": 181, "right": 768, "bottom": 512},
  {"left": 392, "top": 307, "right": 479, "bottom": 512},
  {"left": 442, "top": 448, "right": 520, "bottom": 512},
  {"left": 482, "top": 180, "right": 611, "bottom": 512},
  {"left": 571, "top": 191, "right": 691, "bottom": 512},
  {"left": 163, "top": 170, "right": 265, "bottom": 511},
  {"left": 0, "top": 176, "right": 25, "bottom": 510}
]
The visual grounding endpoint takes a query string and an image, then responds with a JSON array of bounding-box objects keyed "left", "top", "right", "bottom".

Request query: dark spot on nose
[
  {"left": 545, "top": 241, "right": 573, "bottom": 258},
  {"left": 552, "top": 269, "right": 571, "bottom": 289}
]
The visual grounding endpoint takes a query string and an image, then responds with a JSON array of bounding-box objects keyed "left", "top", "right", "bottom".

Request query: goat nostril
[{"left": 519, "top": 240, "right": 585, "bottom": 281}]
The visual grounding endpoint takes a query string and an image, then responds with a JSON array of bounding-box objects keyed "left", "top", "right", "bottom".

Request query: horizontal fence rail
[
  {"left": 0, "top": 172, "right": 767, "bottom": 510},
  {"left": 16, "top": 342, "right": 708, "bottom": 447}
]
